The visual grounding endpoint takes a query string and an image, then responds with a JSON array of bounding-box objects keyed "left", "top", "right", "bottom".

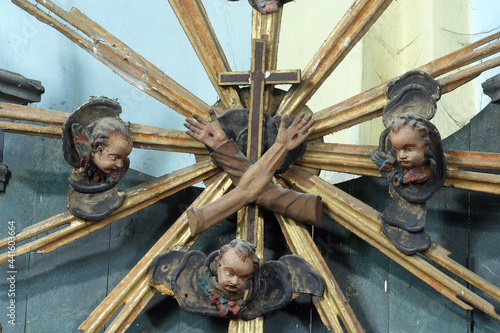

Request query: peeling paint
[{"left": 344, "top": 37, "right": 351, "bottom": 48}]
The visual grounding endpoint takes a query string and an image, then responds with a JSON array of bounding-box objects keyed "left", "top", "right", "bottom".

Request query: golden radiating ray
[
  {"left": 439, "top": 56, "right": 500, "bottom": 94},
  {"left": 275, "top": 0, "right": 393, "bottom": 118},
  {"left": 105, "top": 278, "right": 156, "bottom": 333},
  {"left": 169, "top": 0, "right": 245, "bottom": 112},
  {"left": 312, "top": 34, "right": 500, "bottom": 139},
  {"left": 280, "top": 167, "right": 500, "bottom": 320},
  {"left": 0, "top": 160, "right": 219, "bottom": 262},
  {"left": 420, "top": 31, "right": 500, "bottom": 77},
  {"left": 0, "top": 102, "right": 207, "bottom": 155},
  {"left": 226, "top": 9, "right": 287, "bottom": 332},
  {"left": 298, "top": 142, "right": 500, "bottom": 194},
  {"left": 273, "top": 175, "right": 363, "bottom": 332},
  {"left": 12, "top": 0, "right": 210, "bottom": 118},
  {"left": 251, "top": 6, "right": 283, "bottom": 115},
  {"left": 79, "top": 173, "right": 232, "bottom": 333},
  {"left": 276, "top": 213, "right": 363, "bottom": 333},
  {"left": 298, "top": 142, "right": 378, "bottom": 176},
  {"left": 228, "top": 317, "right": 264, "bottom": 333},
  {"left": 8, "top": 0, "right": 500, "bottom": 331}
]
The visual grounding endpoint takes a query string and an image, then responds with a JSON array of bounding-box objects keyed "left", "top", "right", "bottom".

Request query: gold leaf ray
[
  {"left": 13, "top": 0, "right": 210, "bottom": 118},
  {"left": 0, "top": 102, "right": 208, "bottom": 155},
  {"left": 0, "top": 160, "right": 219, "bottom": 262},
  {"left": 298, "top": 142, "right": 500, "bottom": 194},
  {"left": 275, "top": 0, "right": 393, "bottom": 118},
  {"left": 169, "top": 0, "right": 245, "bottom": 111},
  {"left": 311, "top": 35, "right": 500, "bottom": 139},
  {"left": 79, "top": 173, "right": 232, "bottom": 332},
  {"left": 281, "top": 167, "right": 500, "bottom": 320}
]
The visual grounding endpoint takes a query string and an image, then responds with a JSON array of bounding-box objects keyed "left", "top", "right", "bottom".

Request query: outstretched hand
[
  {"left": 184, "top": 110, "right": 228, "bottom": 151},
  {"left": 275, "top": 113, "right": 315, "bottom": 151}
]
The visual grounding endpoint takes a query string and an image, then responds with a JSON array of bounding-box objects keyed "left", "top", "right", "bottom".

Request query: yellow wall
[
  {"left": 360, "top": 0, "right": 474, "bottom": 143},
  {"left": 278, "top": 0, "right": 474, "bottom": 147}
]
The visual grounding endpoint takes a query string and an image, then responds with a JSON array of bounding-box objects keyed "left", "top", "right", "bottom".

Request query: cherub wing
[
  {"left": 372, "top": 149, "right": 404, "bottom": 185},
  {"left": 371, "top": 149, "right": 396, "bottom": 172},
  {"left": 71, "top": 123, "right": 91, "bottom": 166},
  {"left": 387, "top": 168, "right": 403, "bottom": 185}
]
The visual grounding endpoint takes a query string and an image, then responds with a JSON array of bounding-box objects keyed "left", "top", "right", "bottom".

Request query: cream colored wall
[
  {"left": 360, "top": 0, "right": 474, "bottom": 144},
  {"left": 279, "top": 0, "right": 365, "bottom": 182},
  {"left": 278, "top": 0, "right": 474, "bottom": 183},
  {"left": 279, "top": 0, "right": 365, "bottom": 146}
]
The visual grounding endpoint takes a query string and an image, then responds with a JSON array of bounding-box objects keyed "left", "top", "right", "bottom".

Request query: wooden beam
[
  {"left": 438, "top": 56, "right": 500, "bottom": 94},
  {"left": 104, "top": 278, "right": 156, "bottom": 333},
  {"left": 420, "top": 31, "right": 500, "bottom": 78},
  {"left": 252, "top": 6, "right": 283, "bottom": 115},
  {"left": 79, "top": 173, "right": 232, "bottom": 332},
  {"left": 311, "top": 34, "right": 500, "bottom": 139},
  {"left": 13, "top": 0, "right": 210, "bottom": 118},
  {"left": 0, "top": 102, "right": 208, "bottom": 155},
  {"left": 226, "top": 9, "right": 287, "bottom": 333},
  {"left": 169, "top": 0, "right": 245, "bottom": 111},
  {"left": 280, "top": 167, "right": 500, "bottom": 321},
  {"left": 0, "top": 160, "right": 219, "bottom": 262},
  {"left": 275, "top": 0, "right": 393, "bottom": 118},
  {"left": 297, "top": 142, "right": 500, "bottom": 195},
  {"left": 273, "top": 178, "right": 364, "bottom": 333}
]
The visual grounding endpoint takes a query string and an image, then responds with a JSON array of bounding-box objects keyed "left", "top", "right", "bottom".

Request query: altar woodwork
[
  {"left": 185, "top": 111, "right": 321, "bottom": 236},
  {"left": 217, "top": 38, "right": 301, "bottom": 244},
  {"left": 218, "top": 38, "right": 301, "bottom": 162},
  {"left": 2, "top": 1, "right": 500, "bottom": 332}
]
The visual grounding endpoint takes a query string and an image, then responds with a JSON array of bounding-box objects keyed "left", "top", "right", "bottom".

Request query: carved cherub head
[
  {"left": 389, "top": 112, "right": 430, "bottom": 169},
  {"left": 228, "top": 0, "right": 292, "bottom": 14},
  {"left": 216, "top": 239, "right": 259, "bottom": 293},
  {"left": 88, "top": 117, "right": 133, "bottom": 174}
]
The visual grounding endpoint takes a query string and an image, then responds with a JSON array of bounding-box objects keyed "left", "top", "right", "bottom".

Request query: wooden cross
[
  {"left": 218, "top": 38, "right": 301, "bottom": 162},
  {"left": 218, "top": 37, "right": 301, "bottom": 243}
]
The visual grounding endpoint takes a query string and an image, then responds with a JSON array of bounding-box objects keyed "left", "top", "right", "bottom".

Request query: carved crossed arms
[{"left": 184, "top": 111, "right": 320, "bottom": 235}]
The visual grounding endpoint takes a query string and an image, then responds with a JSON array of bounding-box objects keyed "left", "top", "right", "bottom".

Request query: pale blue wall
[
  {"left": 2, "top": 0, "right": 498, "bottom": 178},
  {"left": 1, "top": 0, "right": 252, "bottom": 177}
]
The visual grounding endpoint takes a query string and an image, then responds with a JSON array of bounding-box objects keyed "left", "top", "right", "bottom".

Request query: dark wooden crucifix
[
  {"left": 218, "top": 38, "right": 301, "bottom": 162},
  {"left": 217, "top": 37, "right": 301, "bottom": 243}
]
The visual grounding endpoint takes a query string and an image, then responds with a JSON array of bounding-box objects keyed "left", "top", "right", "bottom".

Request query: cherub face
[
  {"left": 92, "top": 134, "right": 133, "bottom": 174},
  {"left": 390, "top": 126, "right": 427, "bottom": 169},
  {"left": 217, "top": 249, "right": 255, "bottom": 293}
]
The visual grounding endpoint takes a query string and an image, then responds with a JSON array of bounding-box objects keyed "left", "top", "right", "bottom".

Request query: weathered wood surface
[
  {"left": 79, "top": 173, "right": 231, "bottom": 333},
  {"left": 13, "top": 0, "right": 210, "bottom": 118},
  {"left": 0, "top": 102, "right": 207, "bottom": 154},
  {"left": 275, "top": 0, "right": 393, "bottom": 118},
  {"left": 311, "top": 32, "right": 500, "bottom": 139},
  {"left": 274, "top": 177, "right": 363, "bottom": 333},
  {"left": 251, "top": 5, "right": 283, "bottom": 115},
  {"left": 281, "top": 166, "right": 500, "bottom": 321},
  {"left": 0, "top": 68, "right": 44, "bottom": 104},
  {"left": 297, "top": 142, "right": 500, "bottom": 195},
  {"left": 0, "top": 160, "right": 218, "bottom": 263},
  {"left": 0, "top": 106, "right": 498, "bottom": 332}
]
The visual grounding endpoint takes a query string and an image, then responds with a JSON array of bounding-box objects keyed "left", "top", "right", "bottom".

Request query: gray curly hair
[
  {"left": 390, "top": 112, "right": 430, "bottom": 153},
  {"left": 88, "top": 117, "right": 131, "bottom": 151},
  {"left": 218, "top": 239, "right": 259, "bottom": 269}
]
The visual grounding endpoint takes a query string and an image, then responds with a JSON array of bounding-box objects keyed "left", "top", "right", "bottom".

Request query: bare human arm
[
  {"left": 237, "top": 113, "right": 315, "bottom": 201},
  {"left": 187, "top": 113, "right": 316, "bottom": 235}
]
